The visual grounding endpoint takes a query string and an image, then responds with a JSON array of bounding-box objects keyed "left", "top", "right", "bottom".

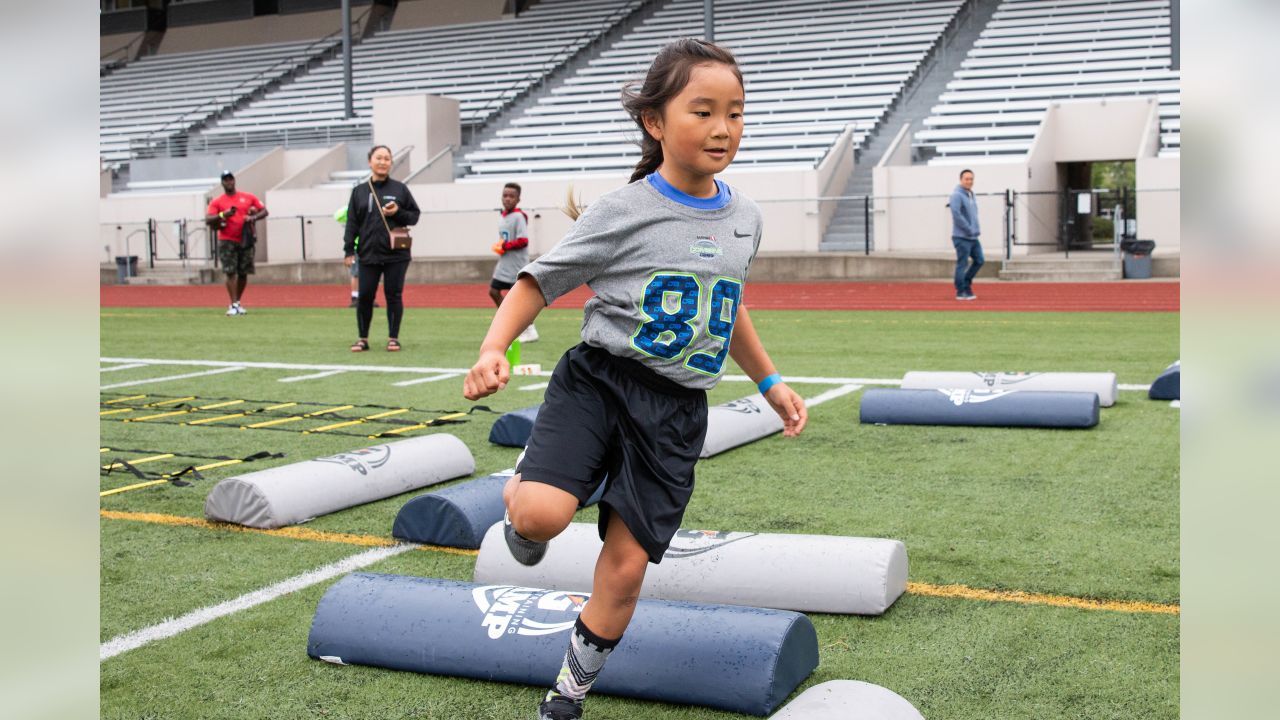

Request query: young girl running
[{"left": 463, "top": 38, "right": 807, "bottom": 720}]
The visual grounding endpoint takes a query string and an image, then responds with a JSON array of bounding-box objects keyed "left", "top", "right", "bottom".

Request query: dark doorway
[{"left": 1057, "top": 160, "right": 1136, "bottom": 252}]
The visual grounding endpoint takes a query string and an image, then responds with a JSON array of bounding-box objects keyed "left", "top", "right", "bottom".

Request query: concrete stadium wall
[
  {"left": 875, "top": 98, "right": 1181, "bottom": 256},
  {"left": 101, "top": 31, "right": 144, "bottom": 61},
  {"left": 156, "top": 9, "right": 345, "bottom": 55},
  {"left": 391, "top": 0, "right": 507, "bottom": 31}
]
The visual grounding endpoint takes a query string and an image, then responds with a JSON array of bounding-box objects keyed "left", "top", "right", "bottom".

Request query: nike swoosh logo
[{"left": 733, "top": 229, "right": 752, "bottom": 238}]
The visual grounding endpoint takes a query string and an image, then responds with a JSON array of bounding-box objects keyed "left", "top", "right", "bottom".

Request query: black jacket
[{"left": 343, "top": 177, "right": 420, "bottom": 264}]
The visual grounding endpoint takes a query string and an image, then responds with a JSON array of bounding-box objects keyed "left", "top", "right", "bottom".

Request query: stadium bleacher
[
  {"left": 99, "top": 38, "right": 339, "bottom": 165},
  {"left": 463, "top": 0, "right": 966, "bottom": 177},
  {"left": 192, "top": 0, "right": 642, "bottom": 154},
  {"left": 913, "top": 0, "right": 1181, "bottom": 164}
]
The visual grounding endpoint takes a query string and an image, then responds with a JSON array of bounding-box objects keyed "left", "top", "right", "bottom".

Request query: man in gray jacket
[{"left": 949, "top": 169, "right": 983, "bottom": 300}]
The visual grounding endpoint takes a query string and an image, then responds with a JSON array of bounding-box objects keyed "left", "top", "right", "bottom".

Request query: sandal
[
  {"left": 386, "top": 339, "right": 401, "bottom": 352},
  {"left": 350, "top": 339, "right": 369, "bottom": 352}
]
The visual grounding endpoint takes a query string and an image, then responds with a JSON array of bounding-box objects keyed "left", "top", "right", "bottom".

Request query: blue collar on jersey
[{"left": 646, "top": 172, "right": 731, "bottom": 210}]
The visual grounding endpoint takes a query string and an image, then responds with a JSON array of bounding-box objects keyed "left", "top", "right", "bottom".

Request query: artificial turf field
[{"left": 100, "top": 303, "right": 1179, "bottom": 719}]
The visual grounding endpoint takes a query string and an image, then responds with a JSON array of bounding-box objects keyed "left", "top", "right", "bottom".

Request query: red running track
[{"left": 101, "top": 281, "right": 1179, "bottom": 312}]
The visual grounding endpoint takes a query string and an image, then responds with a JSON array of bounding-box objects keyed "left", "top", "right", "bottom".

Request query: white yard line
[
  {"left": 99, "top": 544, "right": 413, "bottom": 662},
  {"left": 278, "top": 370, "right": 346, "bottom": 383},
  {"left": 804, "top": 384, "right": 864, "bottom": 407},
  {"left": 391, "top": 373, "right": 460, "bottom": 387},
  {"left": 100, "top": 366, "right": 245, "bottom": 390},
  {"left": 99, "top": 358, "right": 1156, "bottom": 392},
  {"left": 100, "top": 363, "right": 148, "bottom": 373},
  {"left": 519, "top": 382, "right": 551, "bottom": 392}
]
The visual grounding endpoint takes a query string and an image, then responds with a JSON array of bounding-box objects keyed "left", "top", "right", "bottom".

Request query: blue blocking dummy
[
  {"left": 307, "top": 574, "right": 818, "bottom": 716},
  {"left": 860, "top": 388, "right": 1099, "bottom": 429},
  {"left": 489, "top": 405, "right": 541, "bottom": 447},
  {"left": 392, "top": 469, "right": 605, "bottom": 549},
  {"left": 1149, "top": 361, "right": 1180, "bottom": 400}
]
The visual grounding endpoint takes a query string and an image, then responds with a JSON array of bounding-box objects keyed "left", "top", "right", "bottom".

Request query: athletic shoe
[
  {"left": 538, "top": 695, "right": 583, "bottom": 720},
  {"left": 503, "top": 512, "right": 548, "bottom": 566},
  {"left": 348, "top": 297, "right": 358, "bottom": 308},
  {"left": 518, "top": 324, "right": 540, "bottom": 343},
  {"left": 955, "top": 294, "right": 967, "bottom": 301},
  {"left": 226, "top": 304, "right": 239, "bottom": 316},
  {"left": 234, "top": 302, "right": 247, "bottom": 315},
  {"left": 962, "top": 292, "right": 977, "bottom": 301}
]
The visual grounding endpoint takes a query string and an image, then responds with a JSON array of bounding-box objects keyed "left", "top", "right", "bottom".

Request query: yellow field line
[
  {"left": 99, "top": 408, "right": 134, "bottom": 416},
  {"left": 265, "top": 402, "right": 298, "bottom": 411},
  {"left": 95, "top": 510, "right": 1176, "bottom": 613},
  {"left": 99, "top": 509, "right": 479, "bottom": 557},
  {"left": 102, "top": 454, "right": 174, "bottom": 470},
  {"left": 906, "top": 581, "right": 1179, "bottom": 615},
  {"left": 102, "top": 394, "right": 146, "bottom": 405},
  {"left": 365, "top": 408, "right": 410, "bottom": 420}
]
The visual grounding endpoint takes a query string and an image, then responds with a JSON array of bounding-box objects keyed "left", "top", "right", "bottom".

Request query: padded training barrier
[
  {"left": 474, "top": 522, "right": 907, "bottom": 615},
  {"left": 205, "top": 434, "right": 473, "bottom": 528},
  {"left": 391, "top": 469, "right": 513, "bottom": 549},
  {"left": 701, "top": 394, "right": 785, "bottom": 457},
  {"left": 1149, "top": 360, "right": 1180, "bottom": 400},
  {"left": 391, "top": 469, "right": 607, "bottom": 549},
  {"left": 901, "top": 371, "right": 1118, "bottom": 407},
  {"left": 768, "top": 680, "right": 926, "bottom": 720},
  {"left": 492, "top": 396, "right": 785, "bottom": 456},
  {"left": 860, "top": 388, "right": 1099, "bottom": 429},
  {"left": 308, "top": 573, "right": 818, "bottom": 717},
  {"left": 489, "top": 404, "right": 540, "bottom": 447}
]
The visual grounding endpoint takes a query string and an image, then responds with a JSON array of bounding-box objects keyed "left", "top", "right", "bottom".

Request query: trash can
[
  {"left": 115, "top": 255, "right": 138, "bottom": 284},
  {"left": 1121, "top": 239, "right": 1155, "bottom": 280}
]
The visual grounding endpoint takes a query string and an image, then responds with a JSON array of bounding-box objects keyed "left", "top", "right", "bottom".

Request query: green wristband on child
[{"left": 757, "top": 373, "right": 782, "bottom": 395}]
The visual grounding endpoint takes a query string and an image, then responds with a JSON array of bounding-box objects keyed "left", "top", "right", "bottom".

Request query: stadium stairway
[
  {"left": 820, "top": 0, "right": 1002, "bottom": 252},
  {"left": 452, "top": 0, "right": 662, "bottom": 177},
  {"left": 997, "top": 254, "right": 1122, "bottom": 282}
]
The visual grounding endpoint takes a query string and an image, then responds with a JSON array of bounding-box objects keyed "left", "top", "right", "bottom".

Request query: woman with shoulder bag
[{"left": 343, "top": 145, "right": 420, "bottom": 352}]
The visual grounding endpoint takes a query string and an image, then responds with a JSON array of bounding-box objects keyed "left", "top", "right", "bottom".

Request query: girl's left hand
[
  {"left": 764, "top": 383, "right": 807, "bottom": 437},
  {"left": 381, "top": 201, "right": 398, "bottom": 216}
]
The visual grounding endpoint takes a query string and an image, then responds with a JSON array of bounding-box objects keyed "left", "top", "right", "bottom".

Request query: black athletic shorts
[
  {"left": 517, "top": 343, "right": 708, "bottom": 564},
  {"left": 489, "top": 277, "right": 515, "bottom": 291}
]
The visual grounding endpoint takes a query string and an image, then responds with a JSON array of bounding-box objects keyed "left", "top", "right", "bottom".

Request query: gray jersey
[
  {"left": 493, "top": 209, "right": 530, "bottom": 284},
  {"left": 521, "top": 179, "right": 763, "bottom": 390}
]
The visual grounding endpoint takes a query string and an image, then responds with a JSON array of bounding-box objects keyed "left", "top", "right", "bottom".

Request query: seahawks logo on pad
[
  {"left": 313, "top": 445, "right": 392, "bottom": 476},
  {"left": 938, "top": 389, "right": 1014, "bottom": 406},
  {"left": 717, "top": 397, "right": 765, "bottom": 415},
  {"left": 975, "top": 372, "right": 1042, "bottom": 387},
  {"left": 664, "top": 529, "right": 758, "bottom": 559},
  {"left": 472, "top": 585, "right": 587, "bottom": 641}
]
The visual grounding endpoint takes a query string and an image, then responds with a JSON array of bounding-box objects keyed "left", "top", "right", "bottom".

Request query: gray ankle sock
[{"left": 547, "top": 616, "right": 620, "bottom": 702}]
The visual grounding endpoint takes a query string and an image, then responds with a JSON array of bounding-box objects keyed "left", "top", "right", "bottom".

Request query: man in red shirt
[{"left": 205, "top": 171, "right": 268, "bottom": 316}]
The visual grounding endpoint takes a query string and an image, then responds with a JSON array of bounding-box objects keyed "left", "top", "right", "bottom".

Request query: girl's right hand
[
  {"left": 344, "top": 255, "right": 354, "bottom": 268},
  {"left": 464, "top": 349, "right": 510, "bottom": 400}
]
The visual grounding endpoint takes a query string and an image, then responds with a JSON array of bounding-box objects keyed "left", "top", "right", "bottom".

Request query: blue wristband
[{"left": 757, "top": 373, "right": 782, "bottom": 395}]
